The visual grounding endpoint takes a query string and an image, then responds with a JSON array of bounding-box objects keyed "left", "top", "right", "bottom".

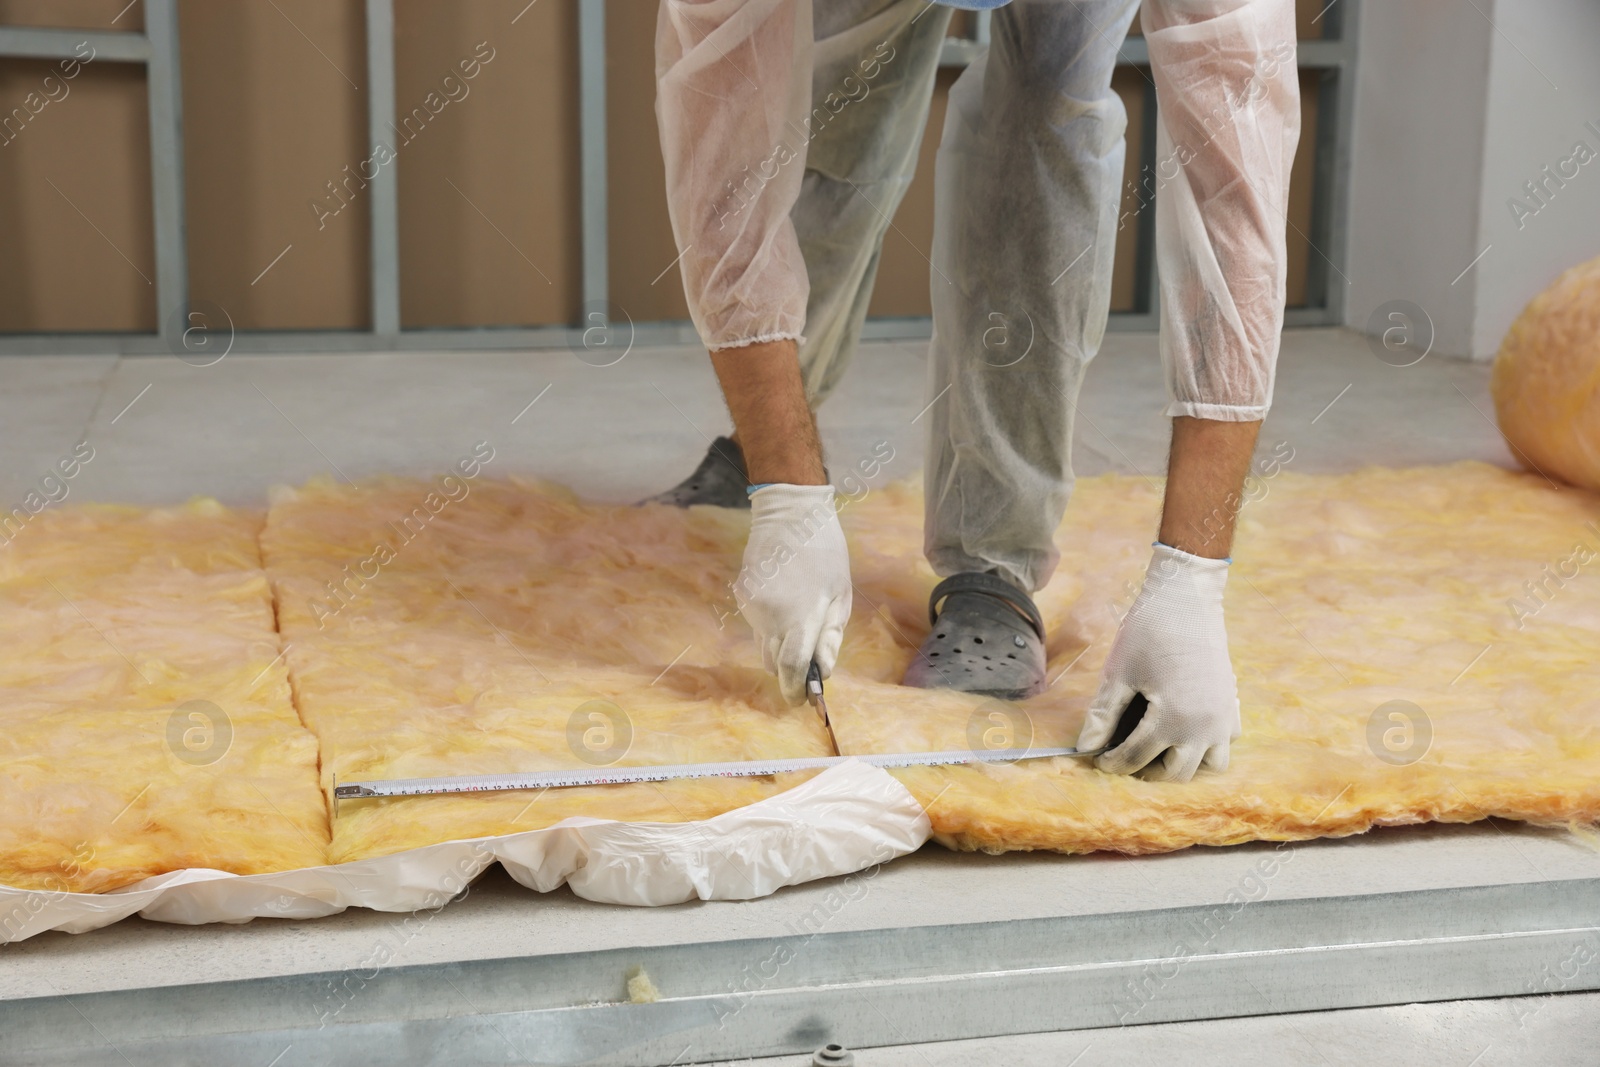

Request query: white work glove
[
  {"left": 737, "top": 484, "right": 853, "bottom": 705},
  {"left": 1077, "top": 542, "right": 1241, "bottom": 782}
]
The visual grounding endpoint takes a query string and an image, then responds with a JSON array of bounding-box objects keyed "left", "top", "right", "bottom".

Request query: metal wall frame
[
  {"left": 0, "top": 0, "right": 187, "bottom": 354},
  {"left": 0, "top": 0, "right": 1358, "bottom": 356}
]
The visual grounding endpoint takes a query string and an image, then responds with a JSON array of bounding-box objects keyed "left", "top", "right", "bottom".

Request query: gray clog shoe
[
  {"left": 640, "top": 436, "right": 750, "bottom": 509},
  {"left": 902, "top": 571, "right": 1047, "bottom": 700}
]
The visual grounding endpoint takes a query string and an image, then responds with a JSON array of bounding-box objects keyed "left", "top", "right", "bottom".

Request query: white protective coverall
[
  {"left": 658, "top": 0, "right": 1299, "bottom": 588},
  {"left": 656, "top": 0, "right": 1301, "bottom": 776}
]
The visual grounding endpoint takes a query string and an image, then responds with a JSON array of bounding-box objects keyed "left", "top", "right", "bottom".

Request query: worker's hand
[
  {"left": 737, "top": 484, "right": 852, "bottom": 705},
  {"left": 1077, "top": 542, "right": 1240, "bottom": 782}
]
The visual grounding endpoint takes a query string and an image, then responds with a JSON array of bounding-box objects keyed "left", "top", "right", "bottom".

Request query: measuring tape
[{"left": 332, "top": 745, "right": 1103, "bottom": 800}]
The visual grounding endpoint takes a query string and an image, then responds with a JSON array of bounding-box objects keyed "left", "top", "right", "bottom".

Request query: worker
[{"left": 651, "top": 0, "right": 1300, "bottom": 782}]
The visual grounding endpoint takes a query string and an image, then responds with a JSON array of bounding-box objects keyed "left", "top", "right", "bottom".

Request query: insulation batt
[
  {"left": 261, "top": 478, "right": 838, "bottom": 865},
  {"left": 6, "top": 463, "right": 1599, "bottom": 893},
  {"left": 0, "top": 502, "right": 327, "bottom": 893},
  {"left": 834, "top": 464, "right": 1600, "bottom": 852},
  {"left": 267, "top": 465, "right": 1600, "bottom": 863},
  {"left": 1493, "top": 255, "right": 1600, "bottom": 492}
]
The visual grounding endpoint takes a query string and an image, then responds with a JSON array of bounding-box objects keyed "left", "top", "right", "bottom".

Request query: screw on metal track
[{"left": 813, "top": 1043, "right": 855, "bottom": 1067}]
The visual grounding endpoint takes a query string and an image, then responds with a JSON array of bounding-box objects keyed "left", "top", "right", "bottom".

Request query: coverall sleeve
[
  {"left": 656, "top": 0, "right": 814, "bottom": 351},
  {"left": 1143, "top": 0, "right": 1302, "bottom": 421}
]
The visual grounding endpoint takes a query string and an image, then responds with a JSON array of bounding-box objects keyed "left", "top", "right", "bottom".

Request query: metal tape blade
[{"left": 331, "top": 745, "right": 1103, "bottom": 800}]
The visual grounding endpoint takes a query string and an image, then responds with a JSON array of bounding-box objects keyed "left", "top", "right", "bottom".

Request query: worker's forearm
[
  {"left": 1158, "top": 416, "right": 1262, "bottom": 559},
  {"left": 710, "top": 340, "right": 826, "bottom": 486}
]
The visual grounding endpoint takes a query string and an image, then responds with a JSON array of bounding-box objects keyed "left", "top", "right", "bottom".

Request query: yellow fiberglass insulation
[
  {"left": 260, "top": 477, "right": 837, "bottom": 865},
  {"left": 1493, "top": 255, "right": 1600, "bottom": 492},
  {"left": 8, "top": 462, "right": 1597, "bottom": 893},
  {"left": 264, "top": 462, "right": 1600, "bottom": 864},
  {"left": 0, "top": 501, "right": 327, "bottom": 893},
  {"left": 835, "top": 462, "right": 1600, "bottom": 852}
]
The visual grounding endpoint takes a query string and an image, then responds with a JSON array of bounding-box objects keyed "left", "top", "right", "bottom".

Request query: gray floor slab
[
  {"left": 0, "top": 326, "right": 1515, "bottom": 510},
  {"left": 0, "top": 353, "right": 116, "bottom": 505},
  {"left": 0, "top": 329, "right": 1581, "bottom": 1062}
]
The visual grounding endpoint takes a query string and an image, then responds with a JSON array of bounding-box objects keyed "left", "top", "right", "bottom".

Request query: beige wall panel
[
  {"left": 1284, "top": 67, "right": 1319, "bottom": 308},
  {"left": 0, "top": 0, "right": 141, "bottom": 31},
  {"left": 1295, "top": 0, "right": 1327, "bottom": 38},
  {"left": 1109, "top": 66, "right": 1147, "bottom": 313},
  {"left": 604, "top": 0, "right": 686, "bottom": 325},
  {"left": 863, "top": 67, "right": 951, "bottom": 319},
  {"left": 0, "top": 59, "right": 154, "bottom": 331},
  {"left": 0, "top": 3, "right": 1327, "bottom": 336},
  {"left": 181, "top": 0, "right": 368, "bottom": 330},
  {"left": 394, "top": 0, "right": 579, "bottom": 329}
]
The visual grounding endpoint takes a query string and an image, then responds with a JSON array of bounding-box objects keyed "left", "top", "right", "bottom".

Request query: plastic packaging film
[{"left": 1, "top": 762, "right": 930, "bottom": 942}]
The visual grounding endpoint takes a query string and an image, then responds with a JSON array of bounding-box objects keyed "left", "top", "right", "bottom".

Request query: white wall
[
  {"left": 1344, "top": 0, "right": 1600, "bottom": 361},
  {"left": 1470, "top": 0, "right": 1600, "bottom": 357},
  {"left": 1344, "top": 1, "right": 1493, "bottom": 359}
]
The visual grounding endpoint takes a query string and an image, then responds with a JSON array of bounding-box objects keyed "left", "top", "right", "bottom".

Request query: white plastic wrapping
[
  {"left": 656, "top": 0, "right": 814, "bottom": 351},
  {"left": 0, "top": 761, "right": 930, "bottom": 943}
]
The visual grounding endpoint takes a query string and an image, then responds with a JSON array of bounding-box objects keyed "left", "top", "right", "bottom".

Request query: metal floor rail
[{"left": 4, "top": 876, "right": 1597, "bottom": 1066}]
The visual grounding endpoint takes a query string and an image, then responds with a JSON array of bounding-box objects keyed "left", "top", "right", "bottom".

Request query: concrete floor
[
  {"left": 0, "top": 326, "right": 1515, "bottom": 511},
  {"left": 2, "top": 328, "right": 1596, "bottom": 1063}
]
